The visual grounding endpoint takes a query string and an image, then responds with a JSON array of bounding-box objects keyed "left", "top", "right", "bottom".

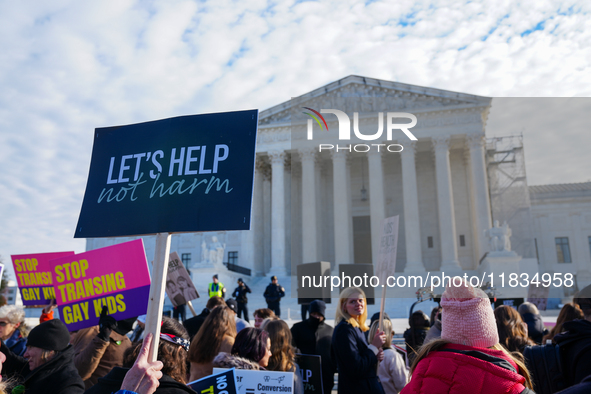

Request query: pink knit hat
[{"left": 440, "top": 277, "right": 499, "bottom": 348}]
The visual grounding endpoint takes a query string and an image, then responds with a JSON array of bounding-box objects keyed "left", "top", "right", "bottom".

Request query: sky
[{"left": 1, "top": 0, "right": 590, "bottom": 280}]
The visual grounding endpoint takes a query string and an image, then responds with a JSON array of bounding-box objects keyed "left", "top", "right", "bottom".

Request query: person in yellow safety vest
[{"left": 208, "top": 274, "right": 226, "bottom": 299}]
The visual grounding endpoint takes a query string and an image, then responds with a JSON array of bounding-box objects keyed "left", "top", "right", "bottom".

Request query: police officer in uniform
[
  {"left": 208, "top": 274, "right": 226, "bottom": 299},
  {"left": 232, "top": 278, "right": 252, "bottom": 322},
  {"left": 263, "top": 275, "right": 285, "bottom": 317}
]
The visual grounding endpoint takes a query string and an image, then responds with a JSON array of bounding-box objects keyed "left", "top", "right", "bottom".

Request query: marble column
[
  {"left": 401, "top": 141, "right": 425, "bottom": 273},
  {"left": 269, "top": 150, "right": 286, "bottom": 275},
  {"left": 367, "top": 150, "right": 386, "bottom": 266},
  {"left": 299, "top": 148, "right": 318, "bottom": 263},
  {"left": 262, "top": 167, "right": 272, "bottom": 274},
  {"left": 467, "top": 135, "right": 493, "bottom": 262},
  {"left": 251, "top": 156, "right": 267, "bottom": 276},
  {"left": 432, "top": 137, "right": 462, "bottom": 271},
  {"left": 331, "top": 150, "right": 352, "bottom": 269}
]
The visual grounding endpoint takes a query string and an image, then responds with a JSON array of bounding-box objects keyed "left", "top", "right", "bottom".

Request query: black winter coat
[
  {"left": 557, "top": 374, "right": 591, "bottom": 394},
  {"left": 264, "top": 283, "right": 285, "bottom": 304},
  {"left": 554, "top": 319, "right": 591, "bottom": 387},
  {"left": 521, "top": 312, "right": 547, "bottom": 344},
  {"left": 183, "top": 308, "right": 210, "bottom": 339},
  {"left": 232, "top": 284, "right": 251, "bottom": 304},
  {"left": 1, "top": 342, "right": 84, "bottom": 394},
  {"left": 84, "top": 366, "right": 196, "bottom": 394},
  {"left": 332, "top": 321, "right": 385, "bottom": 394},
  {"left": 291, "top": 318, "right": 336, "bottom": 394}
]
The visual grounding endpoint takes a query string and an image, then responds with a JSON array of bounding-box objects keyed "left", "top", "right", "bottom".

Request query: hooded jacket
[
  {"left": 554, "top": 319, "right": 591, "bottom": 386},
  {"left": 291, "top": 317, "right": 336, "bottom": 394},
  {"left": 1, "top": 341, "right": 84, "bottom": 394},
  {"left": 84, "top": 366, "right": 197, "bottom": 394},
  {"left": 400, "top": 343, "right": 532, "bottom": 394},
  {"left": 521, "top": 312, "right": 547, "bottom": 344}
]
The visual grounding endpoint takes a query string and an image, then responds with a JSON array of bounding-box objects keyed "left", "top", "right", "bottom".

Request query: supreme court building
[{"left": 87, "top": 76, "right": 591, "bottom": 298}]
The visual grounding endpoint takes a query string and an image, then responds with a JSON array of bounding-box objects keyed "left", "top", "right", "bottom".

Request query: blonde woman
[
  {"left": 332, "top": 287, "right": 386, "bottom": 394},
  {"left": 401, "top": 278, "right": 534, "bottom": 394},
  {"left": 369, "top": 319, "right": 408, "bottom": 393}
]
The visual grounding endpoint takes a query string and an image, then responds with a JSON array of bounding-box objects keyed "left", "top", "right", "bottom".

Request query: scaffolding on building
[{"left": 486, "top": 135, "right": 536, "bottom": 259}]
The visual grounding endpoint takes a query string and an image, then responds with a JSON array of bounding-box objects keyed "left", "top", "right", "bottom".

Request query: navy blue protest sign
[
  {"left": 296, "top": 354, "right": 323, "bottom": 394},
  {"left": 188, "top": 368, "right": 237, "bottom": 394},
  {"left": 75, "top": 110, "right": 258, "bottom": 238}
]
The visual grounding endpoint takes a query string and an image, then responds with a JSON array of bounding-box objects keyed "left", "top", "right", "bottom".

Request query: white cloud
[{"left": 1, "top": 0, "right": 590, "bottom": 278}]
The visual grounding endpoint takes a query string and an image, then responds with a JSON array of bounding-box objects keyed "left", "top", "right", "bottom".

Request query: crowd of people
[{"left": 0, "top": 276, "right": 590, "bottom": 394}]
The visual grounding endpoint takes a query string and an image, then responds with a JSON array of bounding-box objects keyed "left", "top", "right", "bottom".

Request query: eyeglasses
[{"left": 0, "top": 322, "right": 8, "bottom": 327}]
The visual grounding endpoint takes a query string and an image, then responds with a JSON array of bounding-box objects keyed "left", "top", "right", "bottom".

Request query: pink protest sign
[
  {"left": 11, "top": 251, "right": 75, "bottom": 305},
  {"left": 49, "top": 239, "right": 151, "bottom": 331}
]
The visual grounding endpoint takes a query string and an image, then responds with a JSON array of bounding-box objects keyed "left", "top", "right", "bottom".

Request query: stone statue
[
  {"left": 201, "top": 240, "right": 208, "bottom": 263},
  {"left": 484, "top": 220, "right": 512, "bottom": 253},
  {"left": 501, "top": 221, "right": 512, "bottom": 251},
  {"left": 208, "top": 236, "right": 226, "bottom": 266}
]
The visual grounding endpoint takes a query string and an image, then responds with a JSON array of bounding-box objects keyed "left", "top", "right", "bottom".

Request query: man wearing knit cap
[
  {"left": 291, "top": 300, "right": 336, "bottom": 394},
  {"left": 0, "top": 319, "right": 85, "bottom": 393}
]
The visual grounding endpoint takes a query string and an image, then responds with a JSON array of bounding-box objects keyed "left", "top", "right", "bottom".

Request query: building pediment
[{"left": 259, "top": 75, "right": 491, "bottom": 127}]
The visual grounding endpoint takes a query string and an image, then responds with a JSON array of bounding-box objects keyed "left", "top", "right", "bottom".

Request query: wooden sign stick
[
  {"left": 145, "top": 232, "right": 172, "bottom": 362},
  {"left": 378, "top": 287, "right": 386, "bottom": 332},
  {"left": 187, "top": 300, "right": 197, "bottom": 316}
]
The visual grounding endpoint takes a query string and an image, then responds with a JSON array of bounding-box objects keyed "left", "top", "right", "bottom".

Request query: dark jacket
[
  {"left": 264, "top": 283, "right": 285, "bottom": 304},
  {"left": 557, "top": 374, "right": 591, "bottom": 394},
  {"left": 400, "top": 343, "right": 530, "bottom": 394},
  {"left": 84, "top": 366, "right": 196, "bottom": 394},
  {"left": 554, "top": 319, "right": 591, "bottom": 386},
  {"left": 183, "top": 308, "right": 210, "bottom": 339},
  {"left": 1, "top": 341, "right": 84, "bottom": 394},
  {"left": 403, "top": 326, "right": 429, "bottom": 362},
  {"left": 332, "top": 320, "right": 384, "bottom": 394},
  {"left": 232, "top": 284, "right": 251, "bottom": 304},
  {"left": 521, "top": 312, "right": 548, "bottom": 344},
  {"left": 291, "top": 318, "right": 336, "bottom": 394}
]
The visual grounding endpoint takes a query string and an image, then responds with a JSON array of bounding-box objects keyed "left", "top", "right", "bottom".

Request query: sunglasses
[{"left": 0, "top": 322, "right": 9, "bottom": 327}]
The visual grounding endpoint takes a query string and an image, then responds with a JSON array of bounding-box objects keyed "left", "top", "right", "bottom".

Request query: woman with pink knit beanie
[{"left": 401, "top": 277, "right": 535, "bottom": 394}]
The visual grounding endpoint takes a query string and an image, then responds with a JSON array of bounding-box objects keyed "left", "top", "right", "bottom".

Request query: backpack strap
[{"left": 438, "top": 348, "right": 517, "bottom": 373}]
